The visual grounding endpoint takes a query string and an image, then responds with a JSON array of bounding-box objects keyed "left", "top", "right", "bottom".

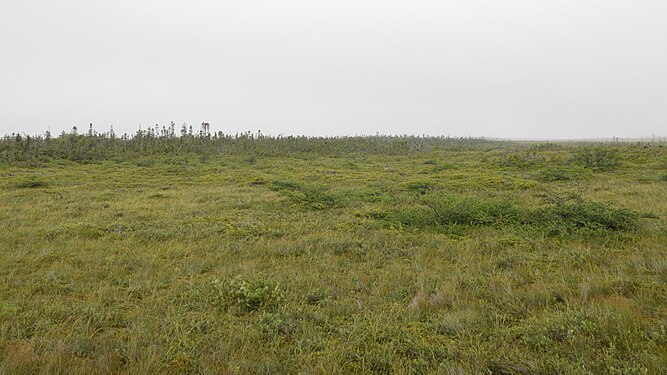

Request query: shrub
[
  {"left": 530, "top": 200, "right": 642, "bottom": 233},
  {"left": 211, "top": 276, "right": 284, "bottom": 313},
  {"left": 384, "top": 192, "right": 648, "bottom": 236},
  {"left": 572, "top": 146, "right": 622, "bottom": 171},
  {"left": 270, "top": 180, "right": 339, "bottom": 209},
  {"left": 537, "top": 166, "right": 587, "bottom": 182},
  {"left": 388, "top": 205, "right": 440, "bottom": 229},
  {"left": 406, "top": 180, "right": 437, "bottom": 194},
  {"left": 422, "top": 193, "right": 523, "bottom": 226},
  {"left": 495, "top": 151, "right": 550, "bottom": 169},
  {"left": 135, "top": 158, "right": 156, "bottom": 167},
  {"left": 15, "top": 177, "right": 49, "bottom": 189}
]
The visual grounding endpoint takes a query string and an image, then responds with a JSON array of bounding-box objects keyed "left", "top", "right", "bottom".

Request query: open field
[{"left": 1, "top": 135, "right": 666, "bottom": 373}]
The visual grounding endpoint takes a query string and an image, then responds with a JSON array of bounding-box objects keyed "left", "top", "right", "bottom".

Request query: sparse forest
[
  {"left": 1, "top": 124, "right": 513, "bottom": 164},
  {"left": 1, "top": 127, "right": 666, "bottom": 373}
]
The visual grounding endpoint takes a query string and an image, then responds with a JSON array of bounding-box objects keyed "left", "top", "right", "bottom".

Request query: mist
[{"left": 1, "top": 0, "right": 666, "bottom": 139}]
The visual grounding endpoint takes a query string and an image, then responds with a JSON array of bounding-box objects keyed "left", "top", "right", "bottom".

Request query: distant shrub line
[
  {"left": 494, "top": 146, "right": 627, "bottom": 172},
  {"left": 1, "top": 127, "right": 509, "bottom": 163}
]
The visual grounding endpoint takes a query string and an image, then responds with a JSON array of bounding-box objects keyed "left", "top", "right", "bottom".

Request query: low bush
[
  {"left": 422, "top": 193, "right": 522, "bottom": 226},
  {"left": 572, "top": 146, "right": 622, "bottom": 171},
  {"left": 530, "top": 200, "right": 642, "bottom": 233},
  {"left": 536, "top": 166, "right": 587, "bottom": 182},
  {"left": 15, "top": 177, "right": 50, "bottom": 189},
  {"left": 270, "top": 180, "right": 340, "bottom": 210},
  {"left": 495, "top": 151, "right": 551, "bottom": 169},
  {"left": 385, "top": 192, "right": 648, "bottom": 236}
]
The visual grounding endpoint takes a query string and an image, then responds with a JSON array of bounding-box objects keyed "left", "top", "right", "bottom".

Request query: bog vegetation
[{"left": 1, "top": 126, "right": 666, "bottom": 373}]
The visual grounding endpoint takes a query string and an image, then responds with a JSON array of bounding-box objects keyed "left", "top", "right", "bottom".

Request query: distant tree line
[{"left": 0, "top": 123, "right": 510, "bottom": 163}]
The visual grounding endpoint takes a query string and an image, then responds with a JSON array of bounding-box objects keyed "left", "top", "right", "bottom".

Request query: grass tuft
[
  {"left": 211, "top": 275, "right": 285, "bottom": 314},
  {"left": 14, "top": 177, "right": 50, "bottom": 189}
]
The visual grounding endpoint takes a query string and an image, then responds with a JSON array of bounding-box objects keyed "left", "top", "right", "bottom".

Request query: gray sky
[{"left": 1, "top": 0, "right": 666, "bottom": 139}]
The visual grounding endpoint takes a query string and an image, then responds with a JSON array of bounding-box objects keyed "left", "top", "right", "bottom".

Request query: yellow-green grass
[{"left": 1, "top": 148, "right": 666, "bottom": 374}]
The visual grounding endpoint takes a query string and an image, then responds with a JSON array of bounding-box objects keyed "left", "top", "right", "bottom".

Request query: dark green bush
[
  {"left": 422, "top": 193, "right": 522, "bottom": 226},
  {"left": 385, "top": 192, "right": 647, "bottom": 236},
  {"left": 270, "top": 180, "right": 339, "bottom": 209},
  {"left": 270, "top": 180, "right": 302, "bottom": 191},
  {"left": 537, "top": 166, "right": 587, "bottom": 182},
  {"left": 386, "top": 193, "right": 522, "bottom": 230},
  {"left": 530, "top": 201, "right": 642, "bottom": 233},
  {"left": 388, "top": 205, "right": 439, "bottom": 228}
]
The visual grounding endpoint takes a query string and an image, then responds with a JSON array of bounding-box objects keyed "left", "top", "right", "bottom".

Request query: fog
[{"left": 1, "top": 0, "right": 666, "bottom": 138}]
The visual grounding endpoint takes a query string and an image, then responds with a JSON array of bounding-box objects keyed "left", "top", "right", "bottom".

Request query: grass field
[{"left": 1, "top": 137, "right": 666, "bottom": 373}]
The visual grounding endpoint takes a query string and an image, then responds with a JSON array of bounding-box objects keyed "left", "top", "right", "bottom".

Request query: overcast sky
[{"left": 1, "top": 1, "right": 666, "bottom": 139}]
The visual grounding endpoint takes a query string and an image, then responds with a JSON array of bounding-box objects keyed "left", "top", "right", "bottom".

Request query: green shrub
[
  {"left": 530, "top": 200, "right": 642, "bottom": 233},
  {"left": 337, "top": 187, "right": 387, "bottom": 205},
  {"left": 405, "top": 180, "right": 437, "bottom": 194},
  {"left": 270, "top": 180, "right": 302, "bottom": 191},
  {"left": 384, "top": 192, "right": 647, "bottom": 236},
  {"left": 15, "top": 177, "right": 49, "bottom": 188},
  {"left": 211, "top": 276, "right": 284, "bottom": 313},
  {"left": 572, "top": 146, "right": 622, "bottom": 171},
  {"left": 135, "top": 158, "right": 156, "bottom": 167},
  {"left": 422, "top": 193, "right": 523, "bottom": 226},
  {"left": 537, "top": 166, "right": 587, "bottom": 182},
  {"left": 270, "top": 180, "right": 339, "bottom": 209},
  {"left": 495, "top": 151, "right": 550, "bottom": 169},
  {"left": 388, "top": 205, "right": 439, "bottom": 228}
]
